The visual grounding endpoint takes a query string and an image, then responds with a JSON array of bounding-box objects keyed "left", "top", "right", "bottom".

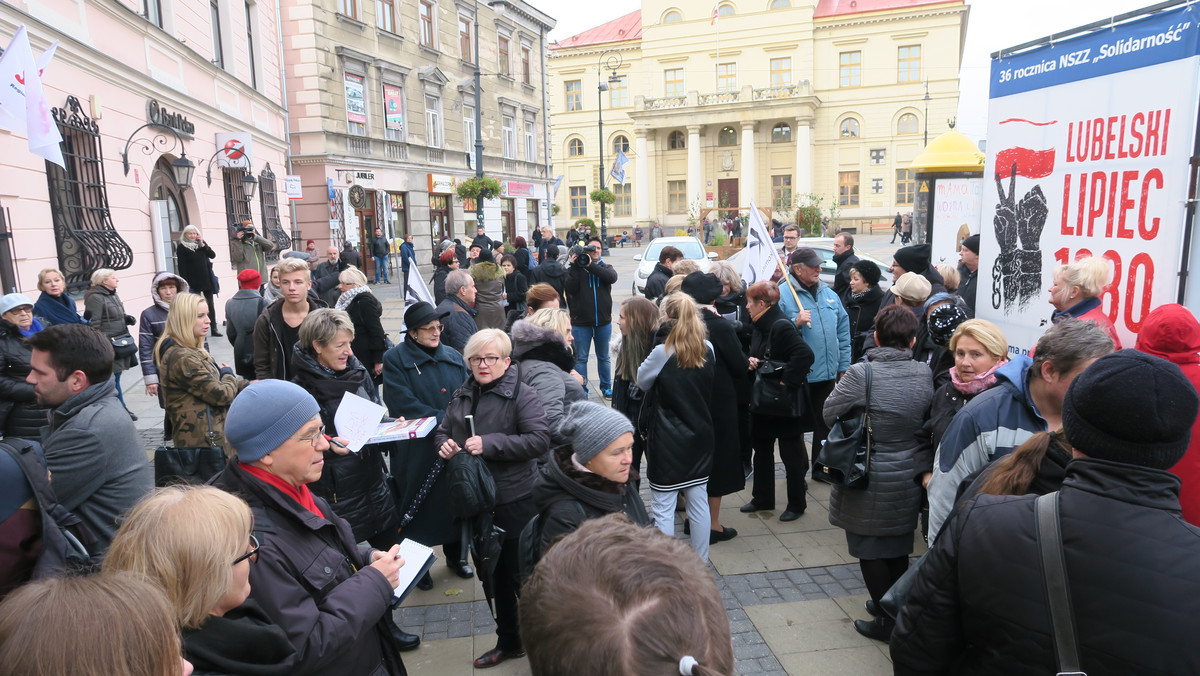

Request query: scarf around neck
[
  {"left": 950, "top": 358, "right": 1009, "bottom": 396},
  {"left": 34, "top": 292, "right": 88, "bottom": 326},
  {"left": 334, "top": 284, "right": 371, "bottom": 311},
  {"left": 179, "top": 238, "right": 200, "bottom": 252},
  {"left": 240, "top": 463, "right": 324, "bottom": 519}
]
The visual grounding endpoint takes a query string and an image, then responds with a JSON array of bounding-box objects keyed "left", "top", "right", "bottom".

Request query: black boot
[
  {"left": 382, "top": 611, "right": 420, "bottom": 651},
  {"left": 853, "top": 616, "right": 895, "bottom": 643}
]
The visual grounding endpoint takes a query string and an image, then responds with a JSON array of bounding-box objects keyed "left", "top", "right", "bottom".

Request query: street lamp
[
  {"left": 473, "top": 0, "right": 484, "bottom": 234},
  {"left": 120, "top": 123, "right": 195, "bottom": 189},
  {"left": 923, "top": 80, "right": 931, "bottom": 147},
  {"left": 597, "top": 49, "right": 622, "bottom": 255}
]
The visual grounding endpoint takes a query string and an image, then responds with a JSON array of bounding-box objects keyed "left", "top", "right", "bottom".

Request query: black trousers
[
  {"left": 751, "top": 425, "right": 809, "bottom": 512},
  {"left": 202, "top": 290, "right": 218, "bottom": 329},
  {"left": 491, "top": 497, "right": 536, "bottom": 651},
  {"left": 808, "top": 379, "right": 837, "bottom": 453}
]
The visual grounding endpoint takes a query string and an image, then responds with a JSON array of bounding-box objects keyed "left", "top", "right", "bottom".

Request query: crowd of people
[{"left": 2, "top": 222, "right": 1200, "bottom": 676}]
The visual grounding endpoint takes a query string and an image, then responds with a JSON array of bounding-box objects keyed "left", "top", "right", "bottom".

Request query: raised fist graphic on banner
[{"left": 992, "top": 154, "right": 1050, "bottom": 313}]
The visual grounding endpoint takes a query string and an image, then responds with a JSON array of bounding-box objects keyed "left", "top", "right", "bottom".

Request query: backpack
[
  {"left": 517, "top": 499, "right": 586, "bottom": 583},
  {"left": 0, "top": 439, "right": 99, "bottom": 579}
]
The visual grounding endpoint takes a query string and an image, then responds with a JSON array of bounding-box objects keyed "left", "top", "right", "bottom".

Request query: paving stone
[
  {"left": 735, "top": 658, "right": 764, "bottom": 674},
  {"left": 734, "top": 643, "right": 773, "bottom": 660}
]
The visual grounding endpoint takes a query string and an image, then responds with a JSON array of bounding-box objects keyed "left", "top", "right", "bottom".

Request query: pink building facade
[{"left": 0, "top": 0, "right": 290, "bottom": 322}]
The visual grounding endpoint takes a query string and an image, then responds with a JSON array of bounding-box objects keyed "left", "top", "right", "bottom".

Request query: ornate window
[
  {"left": 568, "top": 138, "right": 584, "bottom": 156},
  {"left": 898, "top": 113, "right": 919, "bottom": 135},
  {"left": 896, "top": 169, "right": 916, "bottom": 204},
  {"left": 565, "top": 80, "right": 582, "bottom": 111},
  {"left": 668, "top": 130, "right": 686, "bottom": 150},
  {"left": 770, "top": 57, "right": 791, "bottom": 86},
  {"left": 663, "top": 10, "right": 682, "bottom": 22},
  {"left": 838, "top": 171, "right": 859, "bottom": 207},
  {"left": 840, "top": 51, "right": 861, "bottom": 88},
  {"left": 612, "top": 135, "right": 629, "bottom": 154},
  {"left": 667, "top": 180, "right": 686, "bottom": 213},
  {"left": 222, "top": 167, "right": 253, "bottom": 235},
  {"left": 769, "top": 0, "right": 789, "bottom": 8},
  {"left": 613, "top": 183, "right": 631, "bottom": 216},
  {"left": 45, "top": 96, "right": 133, "bottom": 294},
  {"left": 570, "top": 186, "right": 587, "bottom": 218},
  {"left": 718, "top": 4, "right": 734, "bottom": 16},
  {"left": 771, "top": 123, "right": 791, "bottom": 142},
  {"left": 664, "top": 68, "right": 684, "bottom": 98},
  {"left": 898, "top": 45, "right": 921, "bottom": 83},
  {"left": 257, "top": 164, "right": 289, "bottom": 260},
  {"left": 840, "top": 118, "right": 860, "bottom": 138},
  {"left": 718, "top": 126, "right": 737, "bottom": 146}
]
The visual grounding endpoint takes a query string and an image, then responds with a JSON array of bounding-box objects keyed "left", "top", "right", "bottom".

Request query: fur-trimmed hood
[
  {"left": 470, "top": 261, "right": 505, "bottom": 284},
  {"left": 511, "top": 319, "right": 575, "bottom": 372}
]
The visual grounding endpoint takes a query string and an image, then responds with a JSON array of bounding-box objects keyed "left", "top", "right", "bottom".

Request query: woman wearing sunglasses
[{"left": 103, "top": 485, "right": 298, "bottom": 675}]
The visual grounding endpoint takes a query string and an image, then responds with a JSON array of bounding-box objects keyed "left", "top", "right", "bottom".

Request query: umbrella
[
  {"left": 465, "top": 512, "right": 505, "bottom": 619},
  {"left": 397, "top": 456, "right": 445, "bottom": 531}
]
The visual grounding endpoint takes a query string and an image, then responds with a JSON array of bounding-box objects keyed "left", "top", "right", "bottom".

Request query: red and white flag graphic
[{"left": 0, "top": 26, "right": 64, "bottom": 167}]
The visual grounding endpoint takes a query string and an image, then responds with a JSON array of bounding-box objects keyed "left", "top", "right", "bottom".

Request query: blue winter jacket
[
  {"left": 925, "top": 355, "right": 1048, "bottom": 542},
  {"left": 777, "top": 274, "right": 850, "bottom": 383}
]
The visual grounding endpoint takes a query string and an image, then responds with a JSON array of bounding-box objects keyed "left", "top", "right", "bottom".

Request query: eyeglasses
[
  {"left": 421, "top": 324, "right": 445, "bottom": 333},
  {"left": 783, "top": 235, "right": 798, "bottom": 241},
  {"left": 233, "top": 534, "right": 260, "bottom": 565},
  {"left": 292, "top": 425, "right": 326, "bottom": 448},
  {"left": 6, "top": 307, "right": 32, "bottom": 316},
  {"left": 468, "top": 355, "right": 503, "bottom": 366}
]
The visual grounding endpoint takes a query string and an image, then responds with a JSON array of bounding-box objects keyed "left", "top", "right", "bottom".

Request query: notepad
[{"left": 393, "top": 538, "right": 437, "bottom": 602}]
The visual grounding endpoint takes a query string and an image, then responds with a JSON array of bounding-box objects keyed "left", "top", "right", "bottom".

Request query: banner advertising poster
[
  {"left": 344, "top": 73, "right": 366, "bottom": 126},
  {"left": 977, "top": 5, "right": 1200, "bottom": 354},
  {"left": 930, "top": 177, "right": 983, "bottom": 268},
  {"left": 383, "top": 84, "right": 404, "bottom": 131}
]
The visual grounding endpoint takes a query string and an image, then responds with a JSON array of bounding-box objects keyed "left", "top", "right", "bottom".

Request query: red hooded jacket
[{"left": 1135, "top": 304, "right": 1200, "bottom": 525}]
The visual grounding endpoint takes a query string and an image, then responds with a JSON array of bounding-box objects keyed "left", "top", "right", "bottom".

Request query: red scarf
[{"left": 239, "top": 463, "right": 325, "bottom": 519}]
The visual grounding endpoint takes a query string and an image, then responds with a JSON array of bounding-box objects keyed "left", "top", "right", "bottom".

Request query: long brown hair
[
  {"left": 976, "top": 430, "right": 1072, "bottom": 497},
  {"left": 661, "top": 293, "right": 708, "bottom": 369},
  {"left": 616, "top": 296, "right": 658, "bottom": 381}
]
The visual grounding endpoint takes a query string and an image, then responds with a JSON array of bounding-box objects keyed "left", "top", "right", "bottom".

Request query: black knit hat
[
  {"left": 1062, "top": 350, "right": 1199, "bottom": 469},
  {"left": 961, "top": 234, "right": 980, "bottom": 255},
  {"left": 894, "top": 243, "right": 931, "bottom": 274},
  {"left": 850, "top": 259, "right": 882, "bottom": 287},
  {"left": 928, "top": 304, "right": 969, "bottom": 347},
  {"left": 681, "top": 272, "right": 723, "bottom": 305}
]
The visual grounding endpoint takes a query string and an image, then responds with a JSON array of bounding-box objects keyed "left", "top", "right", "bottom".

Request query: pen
[{"left": 324, "top": 434, "right": 347, "bottom": 449}]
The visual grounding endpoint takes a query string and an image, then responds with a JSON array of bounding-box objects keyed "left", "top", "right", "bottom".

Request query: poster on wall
[
  {"left": 976, "top": 5, "right": 1200, "bottom": 354},
  {"left": 344, "top": 73, "right": 367, "bottom": 126},
  {"left": 383, "top": 84, "right": 404, "bottom": 132},
  {"left": 930, "top": 177, "right": 983, "bottom": 267}
]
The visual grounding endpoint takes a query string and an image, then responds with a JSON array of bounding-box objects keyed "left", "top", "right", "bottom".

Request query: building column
[
  {"left": 741, "top": 122, "right": 756, "bottom": 209},
  {"left": 635, "top": 129, "right": 651, "bottom": 222},
  {"left": 687, "top": 124, "right": 702, "bottom": 212},
  {"left": 795, "top": 118, "right": 812, "bottom": 196}
]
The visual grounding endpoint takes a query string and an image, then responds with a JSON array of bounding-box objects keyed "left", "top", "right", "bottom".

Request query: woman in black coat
[
  {"left": 0, "top": 294, "right": 49, "bottom": 441},
  {"left": 333, "top": 268, "right": 389, "bottom": 385},
  {"left": 290, "top": 309, "right": 399, "bottom": 548},
  {"left": 842, "top": 259, "right": 884, "bottom": 363},
  {"left": 175, "top": 225, "right": 221, "bottom": 337},
  {"left": 500, "top": 254, "right": 528, "bottom": 316},
  {"left": 432, "top": 249, "right": 457, "bottom": 306},
  {"left": 741, "top": 281, "right": 816, "bottom": 521}
]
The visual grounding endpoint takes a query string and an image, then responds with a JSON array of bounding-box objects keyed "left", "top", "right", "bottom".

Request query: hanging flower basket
[
  {"left": 589, "top": 188, "right": 616, "bottom": 205},
  {"left": 456, "top": 175, "right": 502, "bottom": 201}
]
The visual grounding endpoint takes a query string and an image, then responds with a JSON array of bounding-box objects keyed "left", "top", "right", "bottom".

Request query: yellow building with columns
[{"left": 548, "top": 0, "right": 968, "bottom": 234}]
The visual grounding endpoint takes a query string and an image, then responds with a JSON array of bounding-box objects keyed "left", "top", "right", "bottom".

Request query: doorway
[
  {"left": 150, "top": 158, "right": 190, "bottom": 274},
  {"left": 430, "top": 195, "right": 451, "bottom": 241},
  {"left": 356, "top": 209, "right": 375, "bottom": 279},
  {"left": 500, "top": 198, "right": 515, "bottom": 244},
  {"left": 717, "top": 179, "right": 739, "bottom": 220}
]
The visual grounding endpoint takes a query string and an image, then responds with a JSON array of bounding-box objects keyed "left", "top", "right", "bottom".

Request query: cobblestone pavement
[{"left": 120, "top": 230, "right": 913, "bottom": 675}]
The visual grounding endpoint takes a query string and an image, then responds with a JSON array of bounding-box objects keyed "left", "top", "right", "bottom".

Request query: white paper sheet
[{"left": 332, "top": 391, "right": 387, "bottom": 452}]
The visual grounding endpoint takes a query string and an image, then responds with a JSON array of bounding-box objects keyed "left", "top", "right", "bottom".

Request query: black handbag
[
  {"left": 749, "top": 320, "right": 807, "bottom": 418},
  {"left": 813, "top": 362, "right": 872, "bottom": 489},
  {"left": 154, "top": 405, "right": 226, "bottom": 486},
  {"left": 110, "top": 333, "right": 137, "bottom": 359}
]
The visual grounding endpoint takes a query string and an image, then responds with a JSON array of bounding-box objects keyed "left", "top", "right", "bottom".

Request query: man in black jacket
[
  {"left": 892, "top": 350, "right": 1200, "bottom": 674},
  {"left": 471, "top": 226, "right": 492, "bottom": 252},
  {"left": 370, "top": 229, "right": 390, "bottom": 284},
  {"left": 644, "top": 246, "right": 682, "bottom": 302},
  {"left": 434, "top": 269, "right": 478, "bottom": 354},
  {"left": 957, "top": 234, "right": 980, "bottom": 317},
  {"left": 830, "top": 233, "right": 860, "bottom": 297},
  {"left": 565, "top": 237, "right": 618, "bottom": 397},
  {"left": 537, "top": 226, "right": 564, "bottom": 264}
]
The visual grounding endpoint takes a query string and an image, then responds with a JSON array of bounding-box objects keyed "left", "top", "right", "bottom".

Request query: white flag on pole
[
  {"left": 0, "top": 27, "right": 63, "bottom": 167},
  {"left": 609, "top": 150, "right": 630, "bottom": 186},
  {"left": 399, "top": 264, "right": 436, "bottom": 340},
  {"left": 741, "top": 203, "right": 778, "bottom": 288}
]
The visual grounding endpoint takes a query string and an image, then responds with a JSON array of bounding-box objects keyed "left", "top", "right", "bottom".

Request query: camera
[
  {"left": 571, "top": 244, "right": 596, "bottom": 267},
  {"left": 236, "top": 224, "right": 255, "bottom": 238}
]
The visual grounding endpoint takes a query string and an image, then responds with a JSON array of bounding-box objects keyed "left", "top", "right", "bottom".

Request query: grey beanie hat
[
  {"left": 225, "top": 380, "right": 321, "bottom": 463},
  {"left": 556, "top": 401, "right": 634, "bottom": 465}
]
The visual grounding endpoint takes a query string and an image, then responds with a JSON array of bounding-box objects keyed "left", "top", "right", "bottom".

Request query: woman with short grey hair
[
  {"left": 335, "top": 267, "right": 388, "bottom": 381},
  {"left": 291, "top": 308, "right": 400, "bottom": 547},
  {"left": 84, "top": 267, "right": 138, "bottom": 418}
]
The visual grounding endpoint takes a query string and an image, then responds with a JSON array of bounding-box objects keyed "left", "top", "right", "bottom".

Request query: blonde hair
[
  {"left": 0, "top": 573, "right": 183, "bottom": 675},
  {"left": 299, "top": 308, "right": 355, "bottom": 350},
  {"left": 274, "top": 257, "right": 311, "bottom": 279},
  {"left": 672, "top": 259, "right": 701, "bottom": 277},
  {"left": 155, "top": 292, "right": 206, "bottom": 359},
  {"left": 660, "top": 293, "right": 708, "bottom": 369},
  {"left": 103, "top": 486, "right": 252, "bottom": 630},
  {"left": 1055, "top": 256, "right": 1111, "bottom": 298},
  {"left": 709, "top": 260, "right": 742, "bottom": 293},
  {"left": 664, "top": 275, "right": 685, "bottom": 297},
  {"left": 527, "top": 308, "right": 573, "bottom": 343},
  {"left": 37, "top": 268, "right": 65, "bottom": 290},
  {"left": 465, "top": 328, "right": 512, "bottom": 361},
  {"left": 949, "top": 319, "right": 1009, "bottom": 362},
  {"left": 338, "top": 267, "right": 368, "bottom": 287},
  {"left": 936, "top": 264, "right": 960, "bottom": 292},
  {"left": 90, "top": 268, "right": 116, "bottom": 287}
]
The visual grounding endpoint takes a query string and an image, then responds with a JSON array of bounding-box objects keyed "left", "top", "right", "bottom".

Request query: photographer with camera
[
  {"left": 230, "top": 221, "right": 276, "bottom": 282},
  {"left": 564, "top": 236, "right": 617, "bottom": 397}
]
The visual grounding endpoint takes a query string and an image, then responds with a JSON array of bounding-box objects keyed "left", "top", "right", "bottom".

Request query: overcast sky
[{"left": 534, "top": 0, "right": 1154, "bottom": 143}]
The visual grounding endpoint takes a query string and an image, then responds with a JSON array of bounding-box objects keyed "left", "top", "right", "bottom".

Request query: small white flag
[
  {"left": 740, "top": 203, "right": 778, "bottom": 288},
  {"left": 0, "top": 27, "right": 63, "bottom": 167},
  {"left": 609, "top": 150, "right": 630, "bottom": 186}
]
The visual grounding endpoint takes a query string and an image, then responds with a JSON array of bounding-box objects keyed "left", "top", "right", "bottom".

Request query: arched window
[
  {"left": 718, "top": 4, "right": 734, "bottom": 16},
  {"left": 568, "top": 138, "right": 585, "bottom": 156},
  {"left": 772, "top": 123, "right": 791, "bottom": 142},
  {"left": 663, "top": 10, "right": 682, "bottom": 22},
  {"left": 718, "top": 126, "right": 737, "bottom": 146},
  {"left": 612, "top": 135, "right": 630, "bottom": 154},
  {"left": 668, "top": 130, "right": 686, "bottom": 150},
  {"left": 897, "top": 113, "right": 919, "bottom": 135},
  {"left": 840, "top": 118, "right": 860, "bottom": 138},
  {"left": 770, "top": 0, "right": 790, "bottom": 8}
]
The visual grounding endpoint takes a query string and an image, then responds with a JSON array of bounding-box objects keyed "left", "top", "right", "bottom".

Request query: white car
[
  {"left": 725, "top": 238, "right": 893, "bottom": 291},
  {"left": 632, "top": 236, "right": 717, "bottom": 295}
]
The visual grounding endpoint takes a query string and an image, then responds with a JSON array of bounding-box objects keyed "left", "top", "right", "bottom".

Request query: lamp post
[
  {"left": 120, "top": 123, "right": 195, "bottom": 188},
  {"left": 473, "top": 0, "right": 484, "bottom": 235},
  {"left": 923, "top": 80, "right": 931, "bottom": 147},
  {"left": 597, "top": 49, "right": 622, "bottom": 255}
]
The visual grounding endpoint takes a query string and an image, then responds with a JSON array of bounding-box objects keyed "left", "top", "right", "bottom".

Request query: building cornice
[{"left": 813, "top": 5, "right": 967, "bottom": 31}]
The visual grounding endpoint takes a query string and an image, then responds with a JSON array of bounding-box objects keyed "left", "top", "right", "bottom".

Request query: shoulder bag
[
  {"left": 100, "top": 298, "right": 138, "bottom": 360},
  {"left": 749, "top": 319, "right": 808, "bottom": 419},
  {"left": 813, "top": 362, "right": 872, "bottom": 489},
  {"left": 1036, "top": 491, "right": 1086, "bottom": 676},
  {"left": 153, "top": 351, "right": 226, "bottom": 486}
]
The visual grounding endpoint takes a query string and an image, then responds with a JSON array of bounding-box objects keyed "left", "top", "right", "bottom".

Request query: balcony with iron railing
[{"left": 638, "top": 80, "right": 812, "bottom": 113}]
